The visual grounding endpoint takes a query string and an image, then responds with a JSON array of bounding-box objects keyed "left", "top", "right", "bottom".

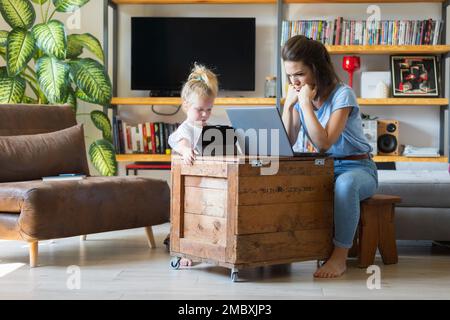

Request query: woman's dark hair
[{"left": 282, "top": 35, "right": 341, "bottom": 100}]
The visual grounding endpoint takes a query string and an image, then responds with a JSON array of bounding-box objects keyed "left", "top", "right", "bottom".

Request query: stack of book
[
  {"left": 281, "top": 18, "right": 443, "bottom": 46},
  {"left": 112, "top": 117, "right": 180, "bottom": 154}
]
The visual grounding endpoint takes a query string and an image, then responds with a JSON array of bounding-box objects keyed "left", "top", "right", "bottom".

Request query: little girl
[
  {"left": 168, "top": 64, "right": 218, "bottom": 165},
  {"left": 164, "top": 64, "right": 218, "bottom": 264}
]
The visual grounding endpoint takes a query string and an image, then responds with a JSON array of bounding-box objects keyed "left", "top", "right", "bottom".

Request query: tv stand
[{"left": 148, "top": 90, "right": 180, "bottom": 97}]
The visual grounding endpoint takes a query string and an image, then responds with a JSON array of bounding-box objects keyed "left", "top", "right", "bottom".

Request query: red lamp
[{"left": 342, "top": 56, "right": 360, "bottom": 88}]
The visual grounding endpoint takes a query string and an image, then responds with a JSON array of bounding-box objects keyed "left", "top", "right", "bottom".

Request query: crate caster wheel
[
  {"left": 170, "top": 257, "right": 181, "bottom": 270},
  {"left": 231, "top": 267, "right": 239, "bottom": 282},
  {"left": 316, "top": 260, "right": 325, "bottom": 268}
]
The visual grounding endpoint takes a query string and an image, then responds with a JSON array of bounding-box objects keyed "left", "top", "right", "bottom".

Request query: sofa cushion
[
  {"left": 0, "top": 104, "right": 77, "bottom": 136},
  {"left": 0, "top": 124, "right": 90, "bottom": 183},
  {"left": 377, "top": 170, "right": 450, "bottom": 208},
  {"left": 0, "top": 176, "right": 170, "bottom": 240}
]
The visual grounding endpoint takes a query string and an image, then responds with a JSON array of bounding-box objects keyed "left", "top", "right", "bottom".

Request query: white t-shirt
[{"left": 168, "top": 120, "right": 204, "bottom": 154}]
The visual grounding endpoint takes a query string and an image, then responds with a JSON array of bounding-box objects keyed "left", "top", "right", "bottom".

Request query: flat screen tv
[{"left": 131, "top": 17, "right": 256, "bottom": 95}]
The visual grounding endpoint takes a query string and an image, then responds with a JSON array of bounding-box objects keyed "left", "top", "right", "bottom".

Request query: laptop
[
  {"left": 201, "top": 125, "right": 238, "bottom": 156},
  {"left": 225, "top": 107, "right": 329, "bottom": 157}
]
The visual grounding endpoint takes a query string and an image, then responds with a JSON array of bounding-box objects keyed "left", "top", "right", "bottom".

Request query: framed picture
[{"left": 390, "top": 55, "right": 440, "bottom": 97}]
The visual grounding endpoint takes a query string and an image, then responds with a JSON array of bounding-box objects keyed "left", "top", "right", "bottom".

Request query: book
[{"left": 42, "top": 174, "right": 87, "bottom": 181}]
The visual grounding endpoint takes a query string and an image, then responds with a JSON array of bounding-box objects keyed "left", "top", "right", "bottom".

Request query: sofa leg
[
  {"left": 145, "top": 226, "right": 156, "bottom": 249},
  {"left": 80, "top": 235, "right": 87, "bottom": 241},
  {"left": 29, "top": 241, "right": 38, "bottom": 268}
]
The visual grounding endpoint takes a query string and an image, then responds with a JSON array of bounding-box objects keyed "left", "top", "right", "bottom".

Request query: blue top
[{"left": 293, "top": 83, "right": 372, "bottom": 158}]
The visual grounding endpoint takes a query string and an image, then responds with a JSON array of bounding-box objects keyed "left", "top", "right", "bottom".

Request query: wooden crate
[{"left": 170, "top": 155, "right": 334, "bottom": 276}]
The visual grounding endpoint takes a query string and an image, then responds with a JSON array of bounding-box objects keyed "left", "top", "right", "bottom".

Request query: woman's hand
[
  {"left": 284, "top": 85, "right": 299, "bottom": 109},
  {"left": 298, "top": 84, "right": 317, "bottom": 105},
  {"left": 181, "top": 147, "right": 197, "bottom": 166}
]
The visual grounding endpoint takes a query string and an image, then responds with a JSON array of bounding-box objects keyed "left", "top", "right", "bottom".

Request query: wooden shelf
[
  {"left": 116, "top": 154, "right": 448, "bottom": 163},
  {"left": 357, "top": 98, "right": 448, "bottom": 106},
  {"left": 326, "top": 45, "right": 450, "bottom": 55},
  {"left": 116, "top": 154, "right": 171, "bottom": 162},
  {"left": 112, "top": 97, "right": 448, "bottom": 106},
  {"left": 373, "top": 156, "right": 448, "bottom": 162},
  {"left": 111, "top": 97, "right": 276, "bottom": 105}
]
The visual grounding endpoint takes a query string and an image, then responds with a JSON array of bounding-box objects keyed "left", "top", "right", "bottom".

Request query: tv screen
[{"left": 131, "top": 17, "right": 255, "bottom": 94}]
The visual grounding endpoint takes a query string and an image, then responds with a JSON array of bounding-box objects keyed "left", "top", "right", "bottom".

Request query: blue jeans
[{"left": 333, "top": 159, "right": 378, "bottom": 249}]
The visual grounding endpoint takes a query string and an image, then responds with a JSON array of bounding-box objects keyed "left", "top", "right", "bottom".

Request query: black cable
[{"left": 151, "top": 105, "right": 181, "bottom": 116}]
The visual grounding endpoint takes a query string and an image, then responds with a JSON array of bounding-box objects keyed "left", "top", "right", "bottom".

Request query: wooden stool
[{"left": 350, "top": 194, "right": 401, "bottom": 268}]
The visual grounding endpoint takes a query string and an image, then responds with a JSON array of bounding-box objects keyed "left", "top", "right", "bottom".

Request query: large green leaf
[
  {"left": 0, "top": 67, "right": 26, "bottom": 103},
  {"left": 31, "top": 0, "right": 48, "bottom": 4},
  {"left": 6, "top": 28, "right": 35, "bottom": 76},
  {"left": 0, "top": 30, "right": 8, "bottom": 46},
  {"left": 89, "top": 139, "right": 117, "bottom": 176},
  {"left": 32, "top": 20, "right": 66, "bottom": 60},
  {"left": 0, "top": 46, "right": 5, "bottom": 60},
  {"left": 75, "top": 87, "right": 96, "bottom": 104},
  {"left": 90, "top": 110, "right": 112, "bottom": 143},
  {"left": 52, "top": 0, "right": 89, "bottom": 13},
  {"left": 67, "top": 33, "right": 103, "bottom": 62},
  {"left": 0, "top": 0, "right": 35, "bottom": 29},
  {"left": 65, "top": 86, "right": 77, "bottom": 113},
  {"left": 36, "top": 55, "right": 69, "bottom": 103},
  {"left": 69, "top": 58, "right": 111, "bottom": 105},
  {"left": 66, "top": 34, "right": 83, "bottom": 59},
  {"left": 22, "top": 95, "right": 37, "bottom": 103}
]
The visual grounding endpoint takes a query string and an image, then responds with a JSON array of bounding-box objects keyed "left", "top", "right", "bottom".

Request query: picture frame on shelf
[{"left": 390, "top": 55, "right": 440, "bottom": 98}]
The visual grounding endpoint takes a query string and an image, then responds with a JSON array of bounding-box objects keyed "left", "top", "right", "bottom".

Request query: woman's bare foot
[{"left": 314, "top": 247, "right": 349, "bottom": 278}]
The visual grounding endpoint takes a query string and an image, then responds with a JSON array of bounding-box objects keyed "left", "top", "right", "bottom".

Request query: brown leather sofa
[{"left": 0, "top": 104, "right": 170, "bottom": 267}]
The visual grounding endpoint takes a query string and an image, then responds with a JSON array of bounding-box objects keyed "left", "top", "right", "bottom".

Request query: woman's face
[
  {"left": 284, "top": 60, "right": 315, "bottom": 91},
  {"left": 184, "top": 95, "right": 214, "bottom": 126}
]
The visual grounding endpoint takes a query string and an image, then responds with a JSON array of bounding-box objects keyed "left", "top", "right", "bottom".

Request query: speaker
[
  {"left": 377, "top": 120, "right": 399, "bottom": 156},
  {"left": 362, "top": 120, "right": 377, "bottom": 155}
]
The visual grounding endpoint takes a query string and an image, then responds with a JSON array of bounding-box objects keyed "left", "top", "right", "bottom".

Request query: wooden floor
[{"left": 0, "top": 223, "right": 449, "bottom": 300}]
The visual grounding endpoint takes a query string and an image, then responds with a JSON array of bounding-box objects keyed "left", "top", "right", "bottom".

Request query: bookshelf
[
  {"left": 116, "top": 154, "right": 171, "bottom": 162},
  {"left": 112, "top": 97, "right": 449, "bottom": 106},
  {"left": 111, "top": 97, "right": 276, "bottom": 105},
  {"left": 373, "top": 155, "right": 448, "bottom": 162},
  {"left": 115, "top": 154, "right": 449, "bottom": 163},
  {"left": 105, "top": 0, "right": 450, "bottom": 164}
]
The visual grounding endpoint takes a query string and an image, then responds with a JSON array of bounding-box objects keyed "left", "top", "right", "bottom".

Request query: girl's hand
[
  {"left": 285, "top": 85, "right": 299, "bottom": 109},
  {"left": 182, "top": 148, "right": 197, "bottom": 166},
  {"left": 298, "top": 84, "right": 317, "bottom": 105}
]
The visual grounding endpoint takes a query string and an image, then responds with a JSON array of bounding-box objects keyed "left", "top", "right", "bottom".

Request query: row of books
[
  {"left": 112, "top": 116, "right": 180, "bottom": 154},
  {"left": 281, "top": 18, "right": 443, "bottom": 46}
]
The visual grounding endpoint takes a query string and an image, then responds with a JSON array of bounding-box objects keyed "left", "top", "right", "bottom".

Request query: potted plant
[{"left": 0, "top": 0, "right": 117, "bottom": 176}]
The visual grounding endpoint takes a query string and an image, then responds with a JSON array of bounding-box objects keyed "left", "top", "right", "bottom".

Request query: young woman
[{"left": 281, "top": 35, "right": 378, "bottom": 278}]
